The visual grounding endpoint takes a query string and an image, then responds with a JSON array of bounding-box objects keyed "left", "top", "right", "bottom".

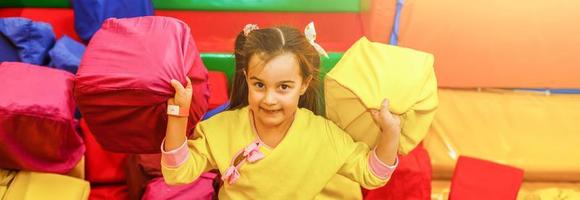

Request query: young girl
[{"left": 161, "top": 24, "right": 401, "bottom": 199}]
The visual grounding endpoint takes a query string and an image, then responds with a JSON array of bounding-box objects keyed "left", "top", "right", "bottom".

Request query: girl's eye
[
  {"left": 255, "top": 82, "right": 264, "bottom": 88},
  {"left": 280, "top": 84, "right": 289, "bottom": 90}
]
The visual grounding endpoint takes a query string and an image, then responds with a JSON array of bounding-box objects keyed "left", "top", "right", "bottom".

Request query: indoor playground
[{"left": 1, "top": 0, "right": 579, "bottom": 199}]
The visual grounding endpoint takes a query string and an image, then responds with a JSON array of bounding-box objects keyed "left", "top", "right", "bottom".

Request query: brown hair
[{"left": 228, "top": 25, "right": 323, "bottom": 115}]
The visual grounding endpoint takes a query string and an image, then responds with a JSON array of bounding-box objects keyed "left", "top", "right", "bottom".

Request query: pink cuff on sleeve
[
  {"left": 161, "top": 138, "right": 190, "bottom": 168},
  {"left": 368, "top": 148, "right": 398, "bottom": 180}
]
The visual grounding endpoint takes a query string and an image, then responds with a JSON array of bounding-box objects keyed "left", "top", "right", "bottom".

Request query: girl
[{"left": 161, "top": 24, "right": 400, "bottom": 199}]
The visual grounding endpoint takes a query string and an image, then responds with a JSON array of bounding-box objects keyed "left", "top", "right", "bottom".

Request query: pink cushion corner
[{"left": 0, "top": 62, "right": 84, "bottom": 174}]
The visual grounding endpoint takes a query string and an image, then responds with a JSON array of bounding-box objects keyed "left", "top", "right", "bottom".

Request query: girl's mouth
[{"left": 260, "top": 107, "right": 282, "bottom": 114}]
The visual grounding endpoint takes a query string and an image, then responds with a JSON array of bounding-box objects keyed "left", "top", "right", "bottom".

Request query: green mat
[
  {"left": 202, "top": 52, "right": 343, "bottom": 85},
  {"left": 153, "top": 0, "right": 360, "bottom": 12},
  {"left": 1, "top": 0, "right": 360, "bottom": 12},
  {"left": 0, "top": 0, "right": 70, "bottom": 7},
  {"left": 201, "top": 53, "right": 237, "bottom": 84}
]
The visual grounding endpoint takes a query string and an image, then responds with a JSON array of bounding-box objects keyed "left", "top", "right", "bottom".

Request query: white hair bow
[{"left": 304, "top": 22, "right": 329, "bottom": 58}]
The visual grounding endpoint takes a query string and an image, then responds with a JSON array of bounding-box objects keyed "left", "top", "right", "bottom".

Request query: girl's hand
[
  {"left": 370, "top": 99, "right": 401, "bottom": 137},
  {"left": 167, "top": 77, "right": 193, "bottom": 110}
]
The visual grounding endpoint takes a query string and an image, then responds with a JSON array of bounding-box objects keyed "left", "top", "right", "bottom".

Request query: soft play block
[
  {"left": 0, "top": 17, "right": 55, "bottom": 65},
  {"left": 3, "top": 171, "right": 90, "bottom": 200},
  {"left": 48, "top": 35, "right": 86, "bottom": 74},
  {"left": 449, "top": 156, "right": 524, "bottom": 200},
  {"left": 0, "top": 8, "right": 79, "bottom": 41},
  {"left": 74, "top": 16, "right": 209, "bottom": 153},
  {"left": 124, "top": 153, "right": 162, "bottom": 200},
  {"left": 0, "top": 62, "right": 84, "bottom": 174},
  {"left": 0, "top": 33, "right": 19, "bottom": 62},
  {"left": 363, "top": 144, "right": 432, "bottom": 200},
  {"left": 80, "top": 119, "right": 127, "bottom": 183},
  {"left": 72, "top": 0, "right": 154, "bottom": 42},
  {"left": 66, "top": 156, "right": 85, "bottom": 179},
  {"left": 325, "top": 37, "right": 437, "bottom": 154},
  {"left": 0, "top": 169, "right": 17, "bottom": 198},
  {"left": 142, "top": 173, "right": 217, "bottom": 200}
]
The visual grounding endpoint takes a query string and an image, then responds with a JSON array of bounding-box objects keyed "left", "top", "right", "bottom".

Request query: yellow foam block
[
  {"left": 0, "top": 169, "right": 17, "bottom": 199},
  {"left": 66, "top": 156, "right": 85, "bottom": 179},
  {"left": 325, "top": 37, "right": 438, "bottom": 154},
  {"left": 425, "top": 89, "right": 580, "bottom": 181},
  {"left": 3, "top": 171, "right": 90, "bottom": 200},
  {"left": 431, "top": 180, "right": 451, "bottom": 200}
]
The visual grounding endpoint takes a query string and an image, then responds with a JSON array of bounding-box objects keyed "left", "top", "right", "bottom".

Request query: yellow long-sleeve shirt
[{"left": 162, "top": 106, "right": 391, "bottom": 199}]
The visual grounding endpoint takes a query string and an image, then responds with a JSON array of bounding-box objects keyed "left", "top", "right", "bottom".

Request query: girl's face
[{"left": 246, "top": 52, "right": 310, "bottom": 128}]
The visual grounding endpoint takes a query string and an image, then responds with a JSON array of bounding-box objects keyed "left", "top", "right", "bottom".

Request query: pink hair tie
[{"left": 243, "top": 24, "right": 259, "bottom": 36}]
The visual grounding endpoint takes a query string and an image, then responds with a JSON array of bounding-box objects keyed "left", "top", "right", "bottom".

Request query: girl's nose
[{"left": 263, "top": 91, "right": 278, "bottom": 105}]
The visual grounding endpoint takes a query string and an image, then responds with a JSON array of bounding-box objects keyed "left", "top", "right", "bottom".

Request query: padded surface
[
  {"left": 425, "top": 89, "right": 580, "bottom": 182},
  {"left": 156, "top": 10, "right": 364, "bottom": 52},
  {"left": 433, "top": 180, "right": 580, "bottom": 200},
  {"left": 398, "top": 0, "right": 580, "bottom": 88},
  {"left": 0, "top": 8, "right": 383, "bottom": 53},
  {"left": 207, "top": 71, "right": 229, "bottom": 110},
  {"left": 201, "top": 52, "right": 343, "bottom": 84}
]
